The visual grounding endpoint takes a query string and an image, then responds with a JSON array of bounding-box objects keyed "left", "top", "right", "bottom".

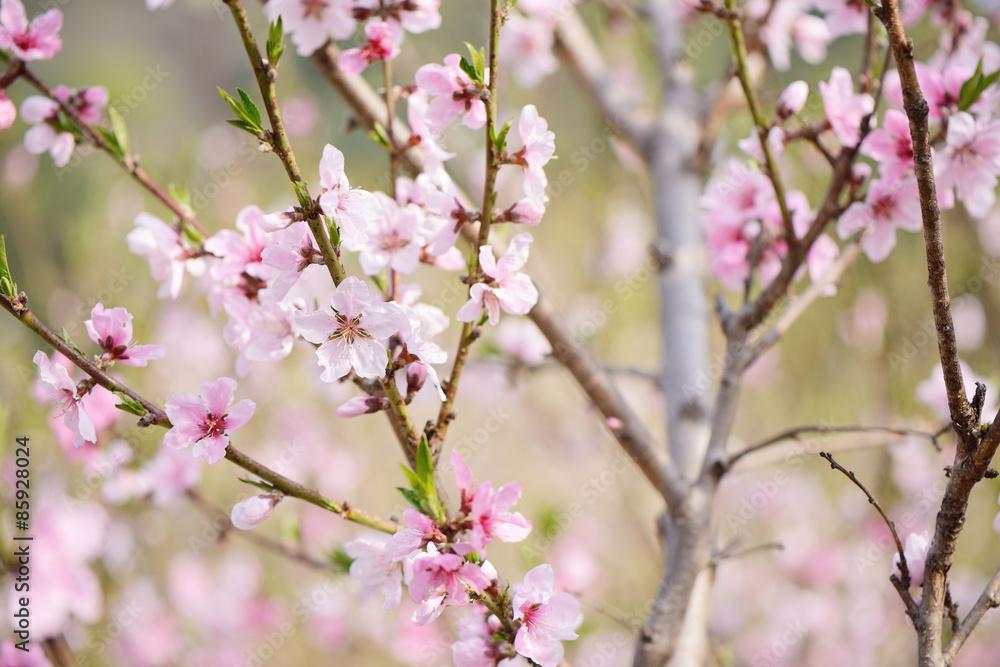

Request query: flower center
[{"left": 330, "top": 313, "right": 370, "bottom": 345}]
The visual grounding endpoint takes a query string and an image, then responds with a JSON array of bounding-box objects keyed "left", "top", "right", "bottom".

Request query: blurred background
[{"left": 2, "top": 0, "right": 1000, "bottom": 665}]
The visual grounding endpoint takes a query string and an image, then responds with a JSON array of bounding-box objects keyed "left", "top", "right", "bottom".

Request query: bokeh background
[{"left": 3, "top": 0, "right": 1000, "bottom": 665}]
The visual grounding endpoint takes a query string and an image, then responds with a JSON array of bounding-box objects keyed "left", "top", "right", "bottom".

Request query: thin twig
[
  {"left": 819, "top": 451, "right": 914, "bottom": 600},
  {"left": 711, "top": 539, "right": 783, "bottom": 566},
  {"left": 41, "top": 635, "right": 78, "bottom": 667},
  {"left": 729, "top": 423, "right": 951, "bottom": 469}
]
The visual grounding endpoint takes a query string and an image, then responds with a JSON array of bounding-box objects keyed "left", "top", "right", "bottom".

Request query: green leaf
[
  {"left": 236, "top": 88, "right": 262, "bottom": 128},
  {"left": 59, "top": 328, "right": 85, "bottom": 357},
  {"left": 225, "top": 118, "right": 262, "bottom": 136},
  {"left": 324, "top": 214, "right": 341, "bottom": 246},
  {"left": 112, "top": 391, "right": 146, "bottom": 417},
  {"left": 493, "top": 117, "right": 514, "bottom": 154},
  {"left": 397, "top": 487, "right": 424, "bottom": 511},
  {"left": 238, "top": 476, "right": 277, "bottom": 492},
  {"left": 415, "top": 436, "right": 433, "bottom": 482},
  {"left": 957, "top": 59, "right": 1000, "bottom": 111},
  {"left": 94, "top": 127, "right": 124, "bottom": 160},
  {"left": 292, "top": 180, "right": 312, "bottom": 208},
  {"left": 328, "top": 546, "right": 353, "bottom": 574},
  {"left": 267, "top": 17, "right": 286, "bottom": 66},
  {"left": 168, "top": 183, "right": 193, "bottom": 213},
  {"left": 400, "top": 463, "right": 421, "bottom": 490},
  {"left": 370, "top": 121, "right": 391, "bottom": 149},
  {"left": 0, "top": 236, "right": 15, "bottom": 299},
  {"left": 460, "top": 42, "right": 486, "bottom": 87},
  {"left": 108, "top": 106, "right": 130, "bottom": 158}
]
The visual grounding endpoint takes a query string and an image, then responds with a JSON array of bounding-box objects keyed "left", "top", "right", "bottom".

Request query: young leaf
[
  {"left": 400, "top": 462, "right": 422, "bottom": 490},
  {"left": 328, "top": 546, "right": 354, "bottom": 574},
  {"left": 0, "top": 236, "right": 15, "bottom": 299},
  {"left": 94, "top": 127, "right": 124, "bottom": 160},
  {"left": 416, "top": 436, "right": 433, "bottom": 482},
  {"left": 112, "top": 391, "right": 146, "bottom": 417},
  {"left": 238, "top": 476, "right": 278, "bottom": 492},
  {"left": 59, "top": 328, "right": 85, "bottom": 357},
  {"left": 108, "top": 106, "right": 130, "bottom": 158},
  {"left": 226, "top": 118, "right": 262, "bottom": 137},
  {"left": 493, "top": 117, "right": 514, "bottom": 154},
  {"left": 236, "top": 87, "right": 263, "bottom": 128},
  {"left": 370, "top": 121, "right": 391, "bottom": 149},
  {"left": 397, "top": 487, "right": 424, "bottom": 511},
  {"left": 267, "top": 17, "right": 286, "bottom": 66},
  {"left": 168, "top": 182, "right": 193, "bottom": 214}
]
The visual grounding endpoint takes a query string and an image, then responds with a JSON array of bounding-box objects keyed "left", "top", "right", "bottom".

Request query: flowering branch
[
  {"left": 721, "top": 2, "right": 794, "bottom": 244},
  {"left": 1, "top": 54, "right": 209, "bottom": 239}
]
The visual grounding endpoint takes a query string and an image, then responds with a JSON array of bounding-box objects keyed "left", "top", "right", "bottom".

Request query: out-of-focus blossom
[
  {"left": 0, "top": 91, "right": 15, "bottom": 129},
  {"left": 860, "top": 109, "right": 914, "bottom": 185},
  {"left": 777, "top": 80, "right": 809, "bottom": 118},
  {"left": 353, "top": 0, "right": 441, "bottom": 33},
  {"left": 935, "top": 111, "right": 1000, "bottom": 218},
  {"left": 819, "top": 67, "right": 874, "bottom": 148},
  {"left": 415, "top": 54, "right": 487, "bottom": 133},
  {"left": 345, "top": 532, "right": 404, "bottom": 611},
  {"left": 231, "top": 493, "right": 281, "bottom": 530},
  {"left": 0, "top": 0, "right": 62, "bottom": 60},
  {"left": 510, "top": 104, "right": 555, "bottom": 202},
  {"left": 495, "top": 318, "right": 551, "bottom": 366},
  {"left": 263, "top": 0, "right": 355, "bottom": 56},
  {"left": 499, "top": 13, "right": 558, "bottom": 88},
  {"left": 836, "top": 178, "right": 921, "bottom": 262},
  {"left": 893, "top": 531, "right": 930, "bottom": 587},
  {"left": 338, "top": 20, "right": 402, "bottom": 75},
  {"left": 127, "top": 212, "right": 205, "bottom": 299},
  {"left": 19, "top": 95, "right": 72, "bottom": 166}
]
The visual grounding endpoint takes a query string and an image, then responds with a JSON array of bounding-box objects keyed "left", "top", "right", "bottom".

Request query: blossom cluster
[
  {"left": 346, "top": 451, "right": 581, "bottom": 667},
  {"left": 702, "top": 8, "right": 1000, "bottom": 293}
]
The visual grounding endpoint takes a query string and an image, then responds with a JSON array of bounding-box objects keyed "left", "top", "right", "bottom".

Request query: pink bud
[
  {"left": 777, "top": 81, "right": 809, "bottom": 119},
  {"left": 406, "top": 363, "right": 428, "bottom": 398},
  {"left": 335, "top": 395, "right": 387, "bottom": 418},
  {"left": 231, "top": 493, "right": 280, "bottom": 530}
]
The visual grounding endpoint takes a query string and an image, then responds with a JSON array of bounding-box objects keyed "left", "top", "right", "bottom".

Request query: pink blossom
[
  {"left": 33, "top": 350, "right": 96, "bottom": 448},
  {"left": 263, "top": 0, "right": 356, "bottom": 56},
  {"left": 19, "top": 95, "right": 73, "bottom": 167},
  {"left": 293, "top": 276, "right": 400, "bottom": 380},
  {"left": 0, "top": 91, "right": 15, "bottom": 129},
  {"left": 0, "top": 0, "right": 62, "bottom": 61},
  {"left": 345, "top": 532, "right": 404, "bottom": 611},
  {"left": 1, "top": 640, "right": 53, "bottom": 666},
  {"left": 204, "top": 205, "right": 273, "bottom": 309},
  {"left": 317, "top": 144, "right": 385, "bottom": 244},
  {"left": 510, "top": 104, "right": 556, "bottom": 201},
  {"left": 415, "top": 53, "right": 487, "bottom": 133},
  {"left": 146, "top": 0, "right": 176, "bottom": 9},
  {"left": 406, "top": 89, "right": 455, "bottom": 173},
  {"left": 813, "top": 0, "right": 868, "bottom": 39},
  {"left": 222, "top": 298, "right": 297, "bottom": 377},
  {"left": 388, "top": 508, "right": 446, "bottom": 559},
  {"left": 231, "top": 493, "right": 281, "bottom": 530},
  {"left": 752, "top": 0, "right": 829, "bottom": 71},
  {"left": 510, "top": 564, "right": 582, "bottom": 667},
  {"left": 127, "top": 212, "right": 203, "bottom": 299},
  {"left": 935, "top": 111, "right": 1000, "bottom": 218},
  {"left": 408, "top": 545, "right": 493, "bottom": 625},
  {"left": 499, "top": 13, "right": 558, "bottom": 88},
  {"left": 396, "top": 302, "right": 448, "bottom": 399},
  {"left": 343, "top": 191, "right": 425, "bottom": 275},
  {"left": 451, "top": 451, "right": 532, "bottom": 552},
  {"left": 451, "top": 605, "right": 510, "bottom": 667},
  {"left": 893, "top": 530, "right": 930, "bottom": 587},
  {"left": 819, "top": 67, "right": 874, "bottom": 148},
  {"left": 163, "top": 377, "right": 256, "bottom": 464},
  {"left": 353, "top": 0, "right": 441, "bottom": 33},
  {"left": 776, "top": 80, "right": 809, "bottom": 118},
  {"left": 54, "top": 84, "right": 107, "bottom": 125},
  {"left": 457, "top": 233, "right": 539, "bottom": 325},
  {"left": 837, "top": 178, "right": 921, "bottom": 262},
  {"left": 502, "top": 198, "right": 546, "bottom": 226},
  {"left": 337, "top": 20, "right": 402, "bottom": 75},
  {"left": 260, "top": 220, "right": 323, "bottom": 302},
  {"left": 85, "top": 303, "right": 166, "bottom": 367},
  {"left": 860, "top": 109, "right": 914, "bottom": 184}
]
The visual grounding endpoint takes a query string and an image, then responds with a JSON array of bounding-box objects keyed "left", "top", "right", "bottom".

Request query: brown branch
[
  {"left": 819, "top": 451, "right": 918, "bottom": 610},
  {"left": 41, "top": 635, "right": 78, "bottom": 667},
  {"left": 729, "top": 423, "right": 951, "bottom": 469}
]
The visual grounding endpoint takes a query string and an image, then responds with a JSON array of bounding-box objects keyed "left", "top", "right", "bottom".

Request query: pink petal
[
  {"left": 199, "top": 376, "right": 237, "bottom": 416},
  {"left": 225, "top": 398, "right": 256, "bottom": 432}
]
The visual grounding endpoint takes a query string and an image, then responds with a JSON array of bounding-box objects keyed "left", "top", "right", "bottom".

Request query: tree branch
[{"left": 943, "top": 564, "right": 1000, "bottom": 663}]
